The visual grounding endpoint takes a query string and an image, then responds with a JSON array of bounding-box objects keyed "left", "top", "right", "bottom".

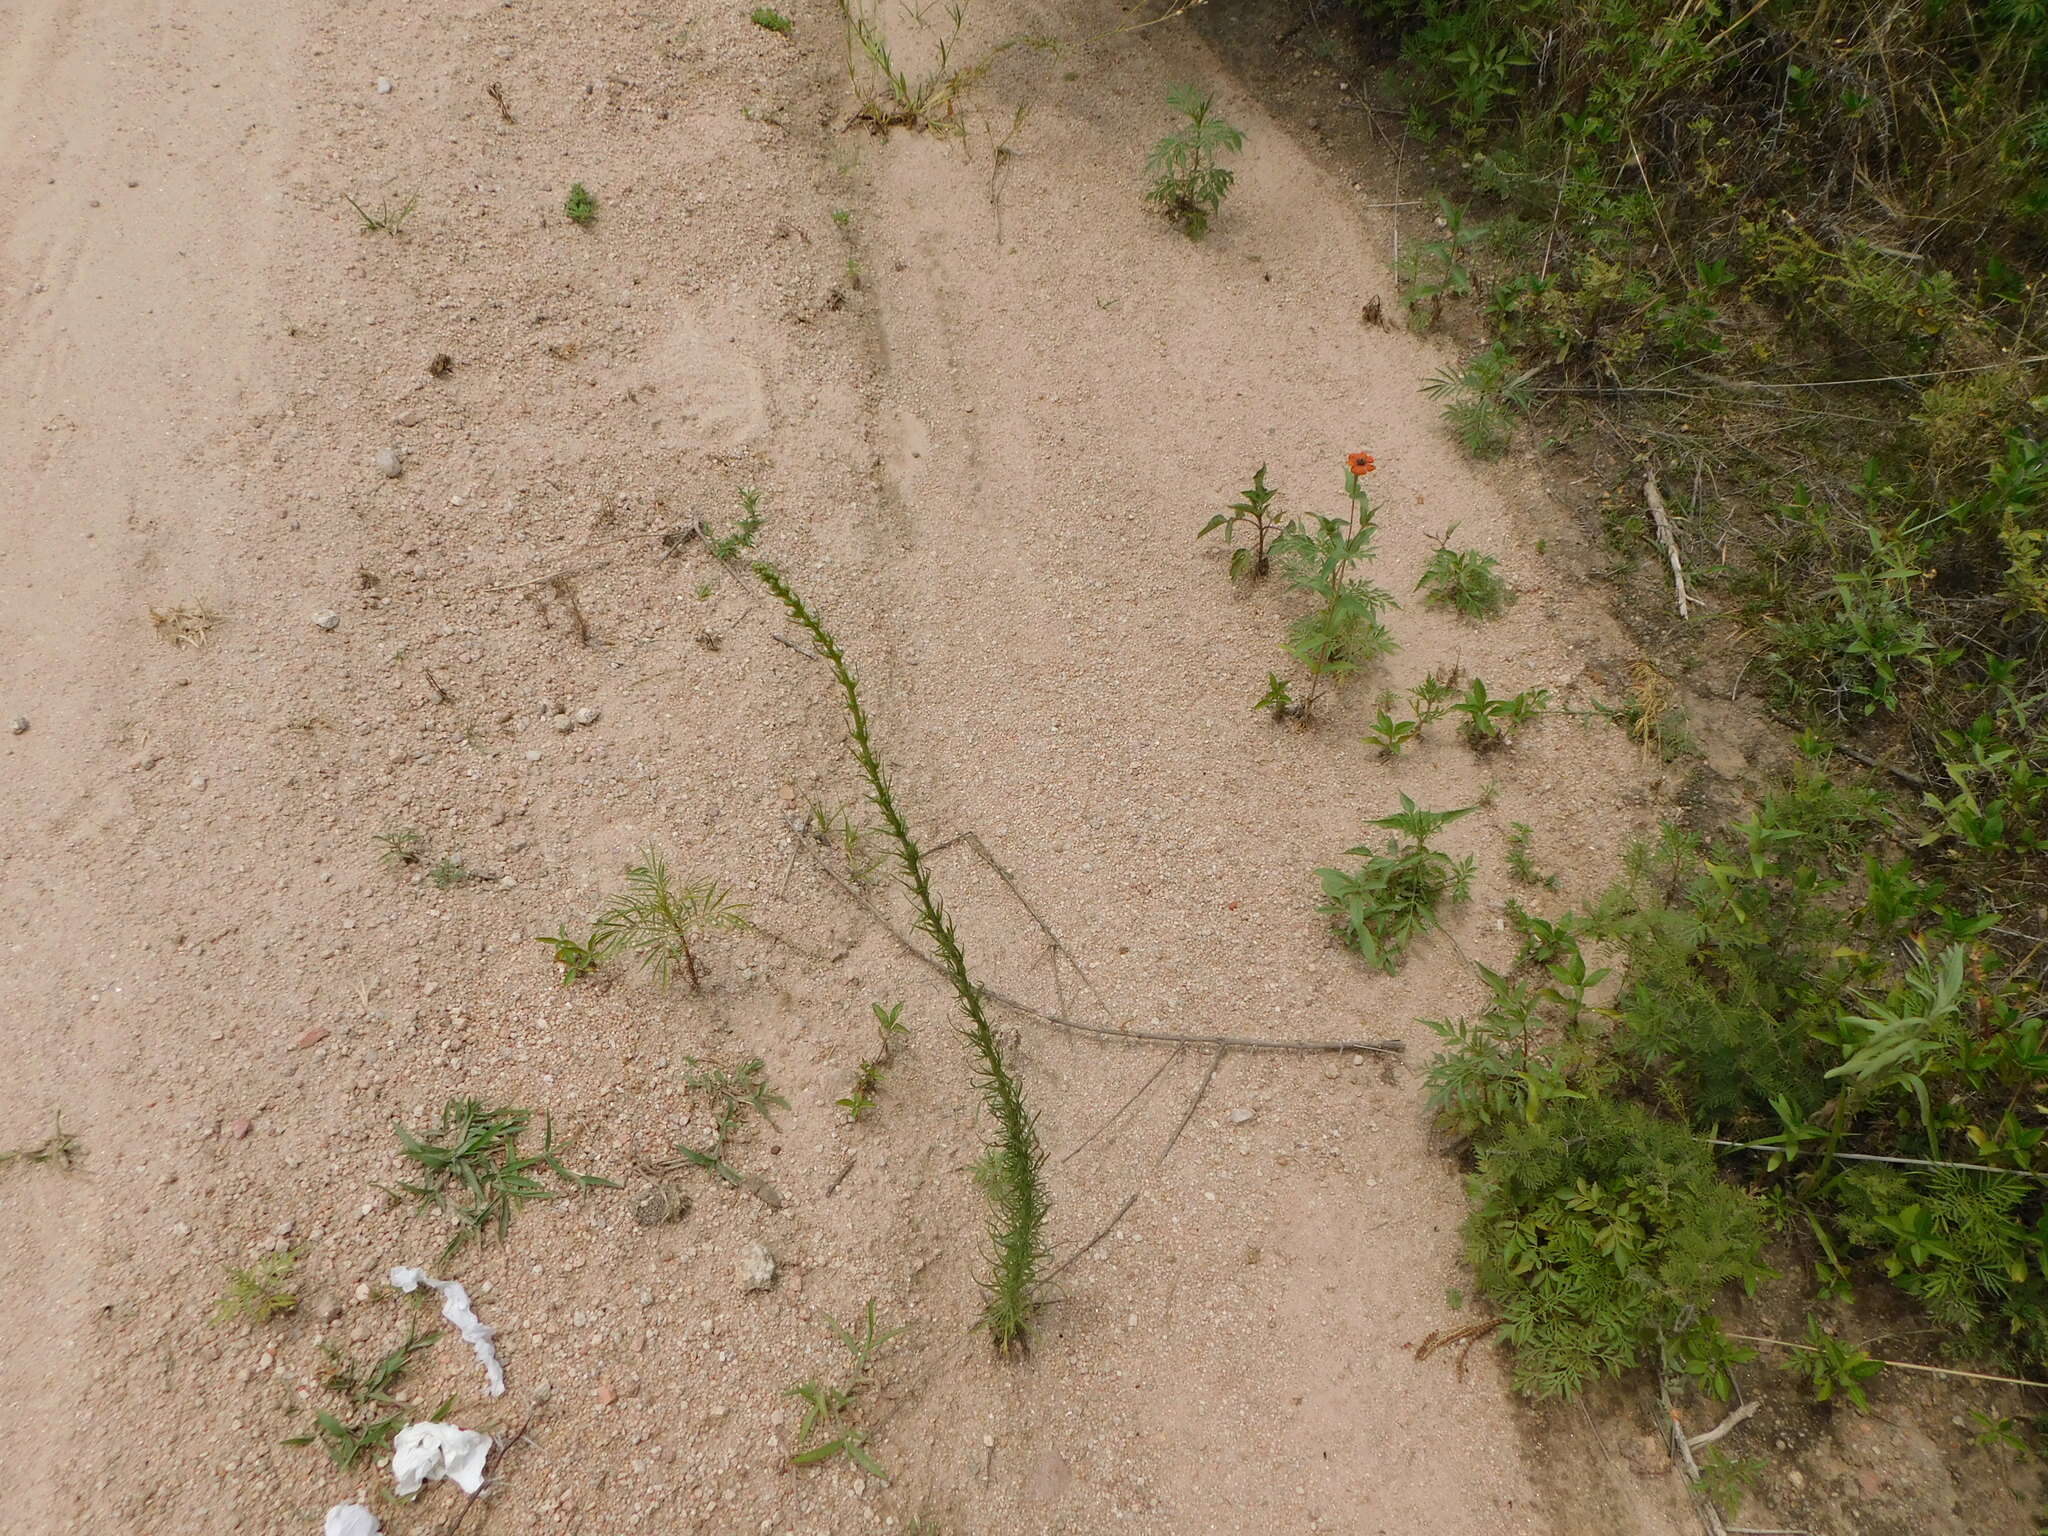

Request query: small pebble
[
  {"left": 1228, "top": 1107, "right": 1254, "bottom": 1125},
  {"left": 375, "top": 77, "right": 392, "bottom": 94},
  {"left": 596, "top": 1380, "right": 618, "bottom": 1406},
  {"left": 228, "top": 1119, "right": 253, "bottom": 1140},
  {"left": 571, "top": 706, "right": 600, "bottom": 727},
  {"left": 295, "top": 1025, "right": 330, "bottom": 1050},
  {"left": 550, "top": 714, "right": 574, "bottom": 734},
  {"left": 375, "top": 446, "right": 403, "bottom": 478},
  {"left": 738, "top": 1242, "right": 777, "bottom": 1292},
  {"left": 7, "top": 717, "right": 26, "bottom": 735},
  {"left": 311, "top": 610, "right": 340, "bottom": 631}
]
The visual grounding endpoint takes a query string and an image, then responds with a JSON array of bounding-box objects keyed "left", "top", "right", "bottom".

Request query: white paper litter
[
  {"left": 324, "top": 1506, "right": 382, "bottom": 1536},
  {"left": 390, "top": 1420, "right": 493, "bottom": 1497},
  {"left": 389, "top": 1265, "right": 505, "bottom": 1396}
]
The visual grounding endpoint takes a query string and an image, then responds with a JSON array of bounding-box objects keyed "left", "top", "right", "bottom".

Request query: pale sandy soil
[{"left": 0, "top": 1, "right": 1710, "bottom": 1532}]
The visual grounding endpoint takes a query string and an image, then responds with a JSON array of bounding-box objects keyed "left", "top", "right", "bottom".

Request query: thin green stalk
[{"left": 754, "top": 562, "right": 1048, "bottom": 1351}]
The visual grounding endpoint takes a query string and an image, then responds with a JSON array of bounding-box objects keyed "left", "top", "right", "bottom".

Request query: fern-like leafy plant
[
  {"left": 1268, "top": 468, "right": 1399, "bottom": 720},
  {"left": 755, "top": 562, "right": 1048, "bottom": 1352},
  {"left": 590, "top": 851, "right": 751, "bottom": 992},
  {"left": 1317, "top": 795, "right": 1476, "bottom": 973},
  {"left": 1417, "top": 528, "right": 1512, "bottom": 619},
  {"left": 1145, "top": 84, "right": 1243, "bottom": 239}
]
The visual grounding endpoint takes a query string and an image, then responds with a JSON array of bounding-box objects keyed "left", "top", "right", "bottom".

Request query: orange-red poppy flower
[{"left": 1348, "top": 452, "right": 1377, "bottom": 476}]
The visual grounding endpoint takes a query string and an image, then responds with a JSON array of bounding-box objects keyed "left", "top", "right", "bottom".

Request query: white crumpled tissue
[
  {"left": 324, "top": 1506, "right": 382, "bottom": 1536},
  {"left": 390, "top": 1420, "right": 493, "bottom": 1497},
  {"left": 389, "top": 1265, "right": 505, "bottom": 1396}
]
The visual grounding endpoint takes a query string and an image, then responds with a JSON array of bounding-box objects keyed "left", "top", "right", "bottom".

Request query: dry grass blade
[
  {"left": 150, "top": 602, "right": 221, "bottom": 648},
  {"left": 0, "top": 1115, "right": 81, "bottom": 1173}
]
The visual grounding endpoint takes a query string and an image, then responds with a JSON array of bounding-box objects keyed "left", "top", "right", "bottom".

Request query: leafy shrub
[
  {"left": 1145, "top": 85, "right": 1243, "bottom": 239},
  {"left": 1318, "top": 796, "right": 1475, "bottom": 973}
]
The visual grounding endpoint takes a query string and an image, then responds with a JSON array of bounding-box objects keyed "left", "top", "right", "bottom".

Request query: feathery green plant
[
  {"left": 1417, "top": 529, "right": 1513, "bottom": 619},
  {"left": 589, "top": 851, "right": 751, "bottom": 992},
  {"left": 565, "top": 183, "right": 598, "bottom": 226},
  {"left": 392, "top": 1099, "right": 614, "bottom": 1259},
  {"left": 704, "top": 488, "right": 765, "bottom": 561},
  {"left": 214, "top": 1247, "right": 303, "bottom": 1324},
  {"left": 1267, "top": 468, "right": 1399, "bottom": 720},
  {"left": 1145, "top": 84, "right": 1243, "bottom": 239},
  {"left": 755, "top": 561, "right": 1048, "bottom": 1351}
]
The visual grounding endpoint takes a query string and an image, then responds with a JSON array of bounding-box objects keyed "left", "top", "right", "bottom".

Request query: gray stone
[
  {"left": 311, "top": 611, "right": 340, "bottom": 631},
  {"left": 375, "top": 446, "right": 403, "bottom": 478},
  {"left": 738, "top": 1242, "right": 776, "bottom": 1292}
]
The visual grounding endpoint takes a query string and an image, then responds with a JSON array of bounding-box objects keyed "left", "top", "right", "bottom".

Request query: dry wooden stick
[
  {"left": 1048, "top": 1046, "right": 1225, "bottom": 1280},
  {"left": 798, "top": 840, "right": 1405, "bottom": 1055},
  {"left": 1644, "top": 471, "right": 1693, "bottom": 618},
  {"left": 1724, "top": 1333, "right": 2048, "bottom": 1389},
  {"left": 1060, "top": 1047, "right": 1184, "bottom": 1165},
  {"left": 1684, "top": 1399, "right": 1758, "bottom": 1452},
  {"left": 1660, "top": 1375, "right": 1732, "bottom": 1536}
]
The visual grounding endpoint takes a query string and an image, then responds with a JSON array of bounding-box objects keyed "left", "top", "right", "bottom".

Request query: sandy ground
[{"left": 0, "top": 1, "right": 1707, "bottom": 1532}]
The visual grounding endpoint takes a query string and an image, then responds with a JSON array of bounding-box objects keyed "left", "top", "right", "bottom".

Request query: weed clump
[
  {"left": 1416, "top": 531, "right": 1512, "bottom": 619},
  {"left": 755, "top": 561, "right": 1049, "bottom": 1352},
  {"left": 1318, "top": 795, "right": 1476, "bottom": 974},
  {"left": 564, "top": 183, "right": 597, "bottom": 226},
  {"left": 213, "top": 1247, "right": 302, "bottom": 1324},
  {"left": 589, "top": 851, "right": 751, "bottom": 992},
  {"left": 1144, "top": 84, "right": 1243, "bottom": 239},
  {"left": 393, "top": 1100, "right": 614, "bottom": 1259}
]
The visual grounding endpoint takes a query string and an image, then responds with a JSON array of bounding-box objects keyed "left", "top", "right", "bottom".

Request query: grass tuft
[{"left": 392, "top": 1099, "right": 615, "bottom": 1260}]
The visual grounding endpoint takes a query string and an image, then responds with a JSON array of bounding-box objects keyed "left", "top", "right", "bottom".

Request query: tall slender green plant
[{"left": 754, "top": 562, "right": 1048, "bottom": 1351}]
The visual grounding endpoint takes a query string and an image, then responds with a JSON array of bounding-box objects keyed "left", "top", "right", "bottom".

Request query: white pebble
[
  {"left": 572, "top": 706, "right": 600, "bottom": 727},
  {"left": 7, "top": 717, "right": 26, "bottom": 735},
  {"left": 375, "top": 446, "right": 403, "bottom": 478},
  {"left": 311, "top": 610, "right": 340, "bottom": 631},
  {"left": 375, "top": 77, "right": 392, "bottom": 94}
]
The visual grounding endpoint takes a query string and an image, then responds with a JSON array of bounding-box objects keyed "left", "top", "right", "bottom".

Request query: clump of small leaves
[
  {"left": 1790, "top": 1316, "right": 1885, "bottom": 1411},
  {"left": 751, "top": 6, "right": 793, "bottom": 33},
  {"left": 703, "top": 488, "right": 765, "bottom": 560},
  {"left": 1144, "top": 84, "right": 1243, "bottom": 239},
  {"left": 1317, "top": 796, "right": 1477, "bottom": 974},
  {"left": 213, "top": 1247, "right": 303, "bottom": 1324},
  {"left": 1417, "top": 530, "right": 1512, "bottom": 619},
  {"left": 671, "top": 1056, "right": 788, "bottom": 1192},
  {"left": 786, "top": 1300, "right": 905, "bottom": 1479},
  {"left": 393, "top": 1099, "right": 615, "bottom": 1260},
  {"left": 564, "top": 182, "right": 598, "bottom": 226},
  {"left": 1450, "top": 678, "right": 1551, "bottom": 752},
  {"left": 1504, "top": 822, "right": 1559, "bottom": 889},
  {"left": 428, "top": 855, "right": 477, "bottom": 890},
  {"left": 535, "top": 926, "right": 604, "bottom": 984},
  {"left": 0, "top": 1115, "right": 80, "bottom": 1173},
  {"left": 589, "top": 850, "right": 751, "bottom": 992},
  {"left": 374, "top": 827, "right": 426, "bottom": 867},
  {"left": 839, "top": 1001, "right": 907, "bottom": 1122},
  {"left": 289, "top": 1327, "right": 445, "bottom": 1468},
  {"left": 1254, "top": 672, "right": 1299, "bottom": 722},
  {"left": 1199, "top": 465, "right": 1287, "bottom": 583}
]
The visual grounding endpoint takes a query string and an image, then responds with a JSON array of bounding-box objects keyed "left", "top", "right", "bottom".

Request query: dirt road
[{"left": 0, "top": 0, "right": 1692, "bottom": 1530}]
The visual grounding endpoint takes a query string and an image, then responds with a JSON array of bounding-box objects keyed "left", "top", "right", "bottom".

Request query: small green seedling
[
  {"left": 1144, "top": 84, "right": 1243, "bottom": 239},
  {"left": 703, "top": 489, "right": 765, "bottom": 561},
  {"left": 428, "top": 855, "right": 475, "bottom": 890},
  {"left": 1254, "top": 672, "right": 1300, "bottom": 722},
  {"left": 0, "top": 1115, "right": 80, "bottom": 1173},
  {"left": 805, "top": 801, "right": 886, "bottom": 883},
  {"left": 751, "top": 6, "right": 793, "bottom": 33},
  {"left": 345, "top": 191, "right": 419, "bottom": 235},
  {"left": 565, "top": 183, "right": 598, "bottom": 226},
  {"left": 1450, "top": 678, "right": 1550, "bottom": 752},
  {"left": 831, "top": 208, "right": 852, "bottom": 228},
  {"left": 589, "top": 850, "right": 751, "bottom": 992},
  {"left": 1791, "top": 1317, "right": 1884, "bottom": 1411},
  {"left": 290, "top": 1327, "right": 446, "bottom": 1468},
  {"left": 1417, "top": 529, "right": 1512, "bottom": 619},
  {"left": 1410, "top": 671, "right": 1458, "bottom": 724},
  {"left": 1504, "top": 822, "right": 1559, "bottom": 889},
  {"left": 786, "top": 1300, "right": 904, "bottom": 1479},
  {"left": 1364, "top": 710, "right": 1422, "bottom": 757},
  {"left": 393, "top": 1099, "right": 614, "bottom": 1259},
  {"left": 1199, "top": 465, "right": 1289, "bottom": 583},
  {"left": 535, "top": 926, "right": 604, "bottom": 984},
  {"left": 839, "top": 1002, "right": 907, "bottom": 1122},
  {"left": 685, "top": 1057, "right": 787, "bottom": 1156},
  {"left": 1317, "top": 795, "right": 1478, "bottom": 974},
  {"left": 374, "top": 827, "right": 426, "bottom": 867},
  {"left": 213, "top": 1247, "right": 303, "bottom": 1324}
]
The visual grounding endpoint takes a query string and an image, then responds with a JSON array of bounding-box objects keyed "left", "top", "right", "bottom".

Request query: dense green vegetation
[{"left": 1349, "top": 0, "right": 2048, "bottom": 1401}]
